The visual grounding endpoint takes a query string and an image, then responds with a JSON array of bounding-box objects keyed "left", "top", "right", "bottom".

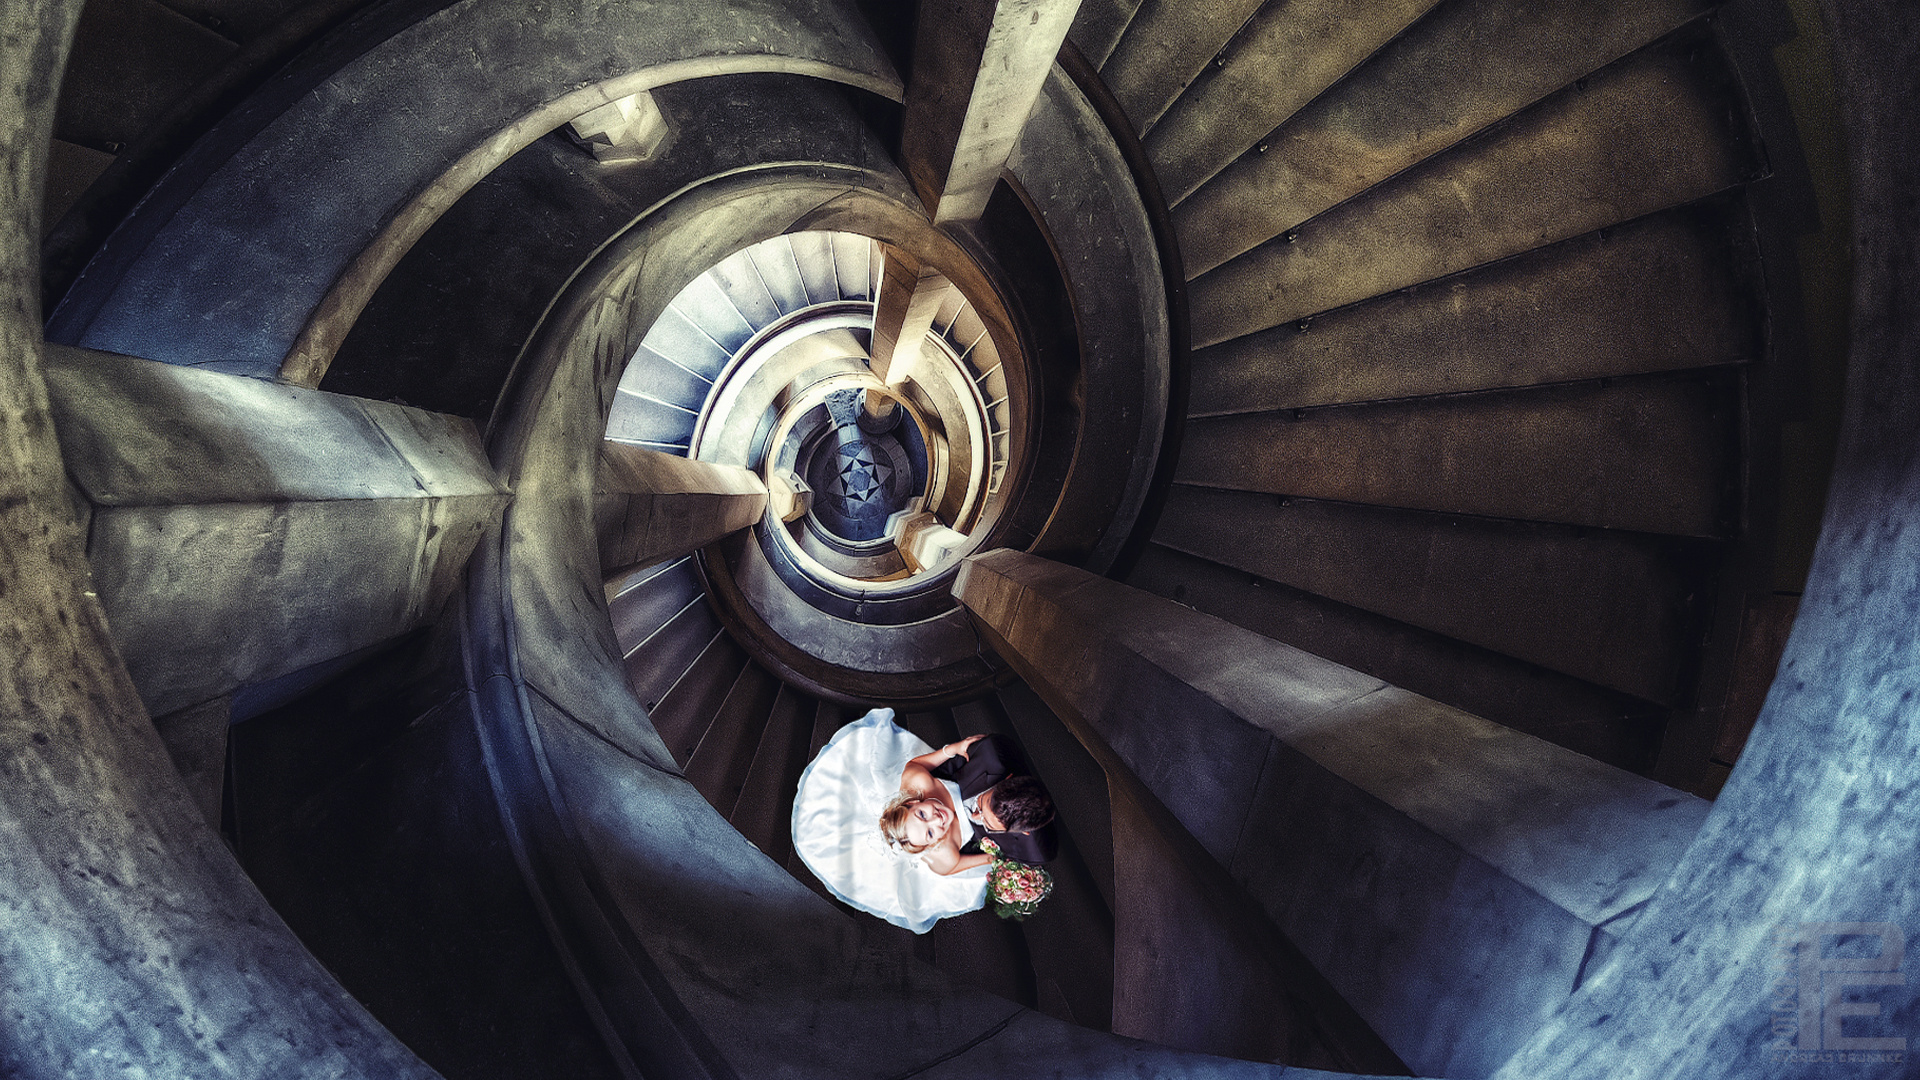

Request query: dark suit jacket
[{"left": 931, "top": 734, "right": 1058, "bottom": 865}]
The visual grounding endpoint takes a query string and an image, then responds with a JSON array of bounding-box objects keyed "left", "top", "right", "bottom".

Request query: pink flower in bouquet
[{"left": 980, "top": 839, "right": 1053, "bottom": 920}]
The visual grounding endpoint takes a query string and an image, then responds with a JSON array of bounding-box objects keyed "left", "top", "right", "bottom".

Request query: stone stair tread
[
  {"left": 647, "top": 631, "right": 749, "bottom": 766},
  {"left": 1153, "top": 486, "right": 1714, "bottom": 704},
  {"left": 1172, "top": 0, "right": 1716, "bottom": 271},
  {"left": 1146, "top": 0, "right": 1439, "bottom": 207},
  {"left": 684, "top": 661, "right": 781, "bottom": 814},
  {"left": 1098, "top": 0, "right": 1268, "bottom": 136},
  {"left": 1187, "top": 199, "right": 1760, "bottom": 417},
  {"left": 726, "top": 684, "right": 815, "bottom": 863},
  {"left": 1175, "top": 371, "right": 1741, "bottom": 539},
  {"left": 1127, "top": 542, "right": 1670, "bottom": 771},
  {"left": 621, "top": 595, "right": 723, "bottom": 712},
  {"left": 1187, "top": 27, "right": 1759, "bottom": 346}
]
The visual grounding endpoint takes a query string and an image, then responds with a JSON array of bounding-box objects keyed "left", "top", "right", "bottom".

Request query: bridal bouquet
[{"left": 979, "top": 839, "right": 1053, "bottom": 920}]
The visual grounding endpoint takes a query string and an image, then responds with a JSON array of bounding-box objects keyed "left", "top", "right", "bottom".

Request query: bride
[{"left": 790, "top": 708, "right": 993, "bottom": 933}]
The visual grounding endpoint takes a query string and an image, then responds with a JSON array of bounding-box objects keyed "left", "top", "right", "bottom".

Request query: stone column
[
  {"left": 900, "top": 0, "right": 1085, "bottom": 224},
  {"left": 594, "top": 441, "right": 768, "bottom": 577},
  {"left": 45, "top": 345, "right": 511, "bottom": 719}
]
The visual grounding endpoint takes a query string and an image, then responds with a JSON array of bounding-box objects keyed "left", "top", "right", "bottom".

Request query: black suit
[{"left": 931, "top": 734, "right": 1058, "bottom": 865}]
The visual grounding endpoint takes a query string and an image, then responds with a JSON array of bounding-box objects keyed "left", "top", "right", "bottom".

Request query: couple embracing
[{"left": 791, "top": 709, "right": 1058, "bottom": 933}]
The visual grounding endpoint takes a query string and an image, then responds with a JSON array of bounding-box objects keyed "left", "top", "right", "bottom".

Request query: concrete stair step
[
  {"left": 784, "top": 699, "right": 852, "bottom": 904},
  {"left": 639, "top": 304, "right": 733, "bottom": 382},
  {"left": 671, "top": 273, "right": 759, "bottom": 355},
  {"left": 1176, "top": 369, "right": 1741, "bottom": 538},
  {"left": 1146, "top": 0, "right": 1439, "bottom": 206},
  {"left": 621, "top": 598, "right": 722, "bottom": 713},
  {"left": 745, "top": 236, "right": 814, "bottom": 316},
  {"left": 684, "top": 661, "right": 782, "bottom": 813},
  {"left": 725, "top": 684, "right": 816, "bottom": 863},
  {"left": 1187, "top": 25, "right": 1760, "bottom": 347},
  {"left": 1098, "top": 0, "right": 1268, "bottom": 136},
  {"left": 1188, "top": 198, "right": 1762, "bottom": 417},
  {"left": 786, "top": 231, "right": 845, "bottom": 307},
  {"left": 1153, "top": 486, "right": 1717, "bottom": 704},
  {"left": 602, "top": 390, "right": 697, "bottom": 450},
  {"left": 967, "top": 689, "right": 1117, "bottom": 1032},
  {"left": 1126, "top": 542, "right": 1670, "bottom": 772},
  {"left": 1173, "top": 0, "right": 1717, "bottom": 271},
  {"left": 1068, "top": 0, "right": 1149, "bottom": 70},
  {"left": 608, "top": 557, "right": 701, "bottom": 652},
  {"left": 648, "top": 631, "right": 749, "bottom": 766},
  {"left": 617, "top": 343, "right": 715, "bottom": 415}
]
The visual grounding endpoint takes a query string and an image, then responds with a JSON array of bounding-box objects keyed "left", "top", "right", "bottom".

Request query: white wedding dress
[{"left": 790, "top": 708, "right": 989, "bottom": 933}]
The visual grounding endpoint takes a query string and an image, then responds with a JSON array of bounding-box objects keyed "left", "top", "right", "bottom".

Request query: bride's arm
[{"left": 920, "top": 844, "right": 994, "bottom": 877}]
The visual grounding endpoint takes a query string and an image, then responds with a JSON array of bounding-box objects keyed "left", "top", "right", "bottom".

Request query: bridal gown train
[{"left": 790, "top": 709, "right": 989, "bottom": 933}]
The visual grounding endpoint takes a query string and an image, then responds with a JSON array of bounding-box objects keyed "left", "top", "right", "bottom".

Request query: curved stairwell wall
[{"left": 5, "top": 0, "right": 1915, "bottom": 1078}]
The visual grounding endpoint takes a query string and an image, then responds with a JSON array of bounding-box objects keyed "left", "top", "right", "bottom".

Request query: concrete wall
[
  {"left": 0, "top": 6, "right": 443, "bottom": 1075},
  {"left": 1493, "top": 1, "right": 1920, "bottom": 1074}
]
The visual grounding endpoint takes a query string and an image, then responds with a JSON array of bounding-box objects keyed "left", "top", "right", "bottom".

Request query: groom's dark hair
[{"left": 992, "top": 775, "right": 1055, "bottom": 833}]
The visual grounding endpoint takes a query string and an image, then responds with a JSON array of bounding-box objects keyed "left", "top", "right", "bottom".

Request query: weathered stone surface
[
  {"left": 1188, "top": 30, "right": 1758, "bottom": 346},
  {"left": 1494, "top": 1, "right": 1920, "bottom": 1073},
  {"left": 1178, "top": 372, "right": 1740, "bottom": 538},
  {"left": 44, "top": 346, "right": 509, "bottom": 716},
  {"left": 50, "top": 0, "right": 904, "bottom": 383},
  {"left": 594, "top": 441, "right": 766, "bottom": 577},
  {"left": 0, "top": 6, "right": 441, "bottom": 1076},
  {"left": 958, "top": 547, "right": 1709, "bottom": 1076},
  {"left": 1171, "top": 0, "right": 1712, "bottom": 270}
]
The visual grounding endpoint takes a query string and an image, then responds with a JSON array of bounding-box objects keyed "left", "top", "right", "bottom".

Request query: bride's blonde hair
[{"left": 879, "top": 791, "right": 936, "bottom": 854}]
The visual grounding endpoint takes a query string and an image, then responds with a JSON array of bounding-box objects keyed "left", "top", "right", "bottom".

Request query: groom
[{"left": 931, "top": 734, "right": 1058, "bottom": 865}]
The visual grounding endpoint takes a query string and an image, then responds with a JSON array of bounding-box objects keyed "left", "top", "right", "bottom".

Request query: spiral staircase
[{"left": 7, "top": 0, "right": 1910, "bottom": 1079}]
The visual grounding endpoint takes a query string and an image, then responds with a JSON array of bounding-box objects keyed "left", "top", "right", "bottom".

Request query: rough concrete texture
[
  {"left": 1186, "top": 202, "right": 1759, "bottom": 417},
  {"left": 1187, "top": 28, "right": 1756, "bottom": 346},
  {"left": 957, "top": 547, "right": 1710, "bottom": 1076},
  {"left": 150, "top": 695, "right": 230, "bottom": 830},
  {"left": 1168, "top": 0, "right": 1710, "bottom": 270},
  {"left": 1492, "top": 0, "right": 1920, "bottom": 1074},
  {"left": 1007, "top": 65, "right": 1168, "bottom": 573},
  {"left": 594, "top": 441, "right": 766, "bottom": 577},
  {"left": 902, "top": 0, "right": 1081, "bottom": 224},
  {"left": 44, "top": 346, "right": 509, "bottom": 715},
  {"left": 0, "top": 5, "right": 440, "bottom": 1076},
  {"left": 47, "top": 0, "right": 904, "bottom": 383}
]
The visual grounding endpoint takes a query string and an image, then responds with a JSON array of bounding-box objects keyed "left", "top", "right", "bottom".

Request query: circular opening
[{"left": 605, "top": 230, "right": 1022, "bottom": 604}]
